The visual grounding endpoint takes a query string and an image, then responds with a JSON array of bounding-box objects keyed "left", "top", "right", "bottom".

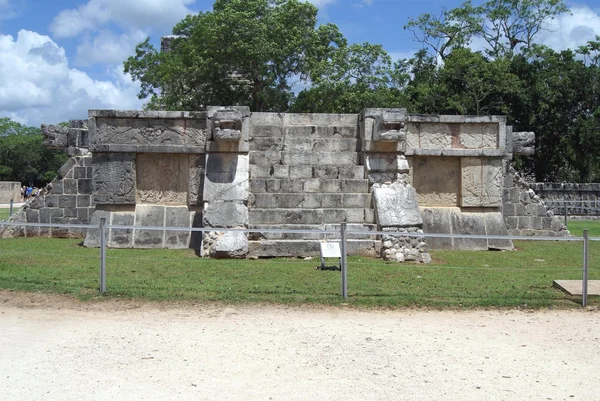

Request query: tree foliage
[
  {"left": 0, "top": 118, "right": 68, "bottom": 185},
  {"left": 124, "top": 0, "right": 345, "bottom": 112}
]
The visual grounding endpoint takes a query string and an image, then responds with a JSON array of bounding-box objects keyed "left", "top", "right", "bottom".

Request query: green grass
[
  {"left": 0, "top": 208, "right": 11, "bottom": 221},
  {"left": 568, "top": 219, "right": 600, "bottom": 237},
  {"left": 0, "top": 236, "right": 598, "bottom": 308}
]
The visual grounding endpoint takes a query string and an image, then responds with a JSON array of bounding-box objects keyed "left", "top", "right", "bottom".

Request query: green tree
[
  {"left": 124, "top": 0, "right": 345, "bottom": 112},
  {"left": 405, "top": 0, "right": 569, "bottom": 59},
  {"left": 291, "top": 43, "right": 405, "bottom": 113},
  {"left": 0, "top": 118, "right": 68, "bottom": 185}
]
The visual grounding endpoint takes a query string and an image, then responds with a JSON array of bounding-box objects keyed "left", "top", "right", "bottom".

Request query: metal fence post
[
  {"left": 564, "top": 200, "right": 568, "bottom": 227},
  {"left": 9, "top": 199, "right": 13, "bottom": 217},
  {"left": 582, "top": 229, "right": 589, "bottom": 307},
  {"left": 340, "top": 222, "right": 348, "bottom": 299},
  {"left": 99, "top": 217, "right": 107, "bottom": 294}
]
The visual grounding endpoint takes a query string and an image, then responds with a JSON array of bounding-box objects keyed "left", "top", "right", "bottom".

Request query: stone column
[
  {"left": 360, "top": 108, "right": 430, "bottom": 263},
  {"left": 202, "top": 107, "right": 251, "bottom": 258}
]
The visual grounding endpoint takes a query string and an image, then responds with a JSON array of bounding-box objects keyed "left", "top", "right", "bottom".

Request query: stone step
[
  {"left": 251, "top": 193, "right": 372, "bottom": 209},
  {"left": 249, "top": 137, "right": 359, "bottom": 152},
  {"left": 250, "top": 122, "right": 358, "bottom": 139},
  {"left": 249, "top": 151, "right": 359, "bottom": 166},
  {"left": 251, "top": 179, "right": 369, "bottom": 194},
  {"left": 249, "top": 208, "right": 375, "bottom": 225},
  {"left": 248, "top": 239, "right": 381, "bottom": 258},
  {"left": 250, "top": 164, "right": 364, "bottom": 180},
  {"left": 248, "top": 224, "right": 378, "bottom": 240}
]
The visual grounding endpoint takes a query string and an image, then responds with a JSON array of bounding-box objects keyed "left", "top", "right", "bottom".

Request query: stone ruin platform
[{"left": 0, "top": 107, "right": 571, "bottom": 262}]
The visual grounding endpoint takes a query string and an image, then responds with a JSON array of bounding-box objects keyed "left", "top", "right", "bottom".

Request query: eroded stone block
[
  {"left": 419, "top": 123, "right": 452, "bottom": 149},
  {"left": 204, "top": 154, "right": 249, "bottom": 202},
  {"left": 92, "top": 153, "right": 136, "bottom": 204},
  {"left": 461, "top": 158, "right": 502, "bottom": 207},
  {"left": 203, "top": 202, "right": 248, "bottom": 228},
  {"left": 373, "top": 183, "right": 423, "bottom": 227},
  {"left": 136, "top": 153, "right": 189, "bottom": 205},
  {"left": 413, "top": 157, "right": 459, "bottom": 206}
]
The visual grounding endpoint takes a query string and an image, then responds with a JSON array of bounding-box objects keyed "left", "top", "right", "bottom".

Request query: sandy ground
[{"left": 0, "top": 292, "right": 599, "bottom": 401}]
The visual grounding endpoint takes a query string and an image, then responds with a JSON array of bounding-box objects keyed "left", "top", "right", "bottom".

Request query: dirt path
[{"left": 1, "top": 292, "right": 599, "bottom": 401}]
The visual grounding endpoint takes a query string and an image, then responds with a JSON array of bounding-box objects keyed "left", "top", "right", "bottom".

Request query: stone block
[
  {"left": 342, "top": 180, "right": 368, "bottom": 193},
  {"left": 64, "top": 207, "right": 78, "bottom": 218},
  {"left": 137, "top": 153, "right": 189, "bottom": 205},
  {"left": 373, "top": 183, "right": 422, "bottom": 227},
  {"left": 250, "top": 179, "right": 266, "bottom": 193},
  {"left": 419, "top": 123, "right": 452, "bottom": 149},
  {"left": 77, "top": 195, "right": 91, "bottom": 208},
  {"left": 303, "top": 179, "right": 321, "bottom": 193},
  {"left": 76, "top": 208, "right": 90, "bottom": 222},
  {"left": 133, "top": 205, "right": 165, "bottom": 248},
  {"left": 289, "top": 165, "right": 313, "bottom": 180},
  {"left": 249, "top": 164, "right": 270, "bottom": 178},
  {"left": 345, "top": 208, "right": 369, "bottom": 223},
  {"left": 51, "top": 181, "right": 63, "bottom": 195},
  {"left": 249, "top": 209, "right": 322, "bottom": 225},
  {"left": 461, "top": 158, "right": 502, "bottom": 207},
  {"left": 78, "top": 179, "right": 92, "bottom": 194},
  {"left": 92, "top": 153, "right": 136, "bottom": 204},
  {"left": 322, "top": 209, "right": 347, "bottom": 224},
  {"left": 188, "top": 156, "right": 204, "bottom": 206},
  {"left": 319, "top": 180, "right": 342, "bottom": 193},
  {"left": 209, "top": 232, "right": 248, "bottom": 258},
  {"left": 42, "top": 195, "right": 58, "bottom": 208},
  {"left": 73, "top": 167, "right": 87, "bottom": 179},
  {"left": 165, "top": 206, "right": 192, "bottom": 248},
  {"left": 484, "top": 212, "right": 513, "bottom": 250},
  {"left": 502, "top": 203, "right": 514, "bottom": 216},
  {"left": 338, "top": 166, "right": 365, "bottom": 180},
  {"left": 25, "top": 209, "right": 39, "bottom": 223},
  {"left": 421, "top": 208, "right": 453, "bottom": 249},
  {"left": 57, "top": 157, "right": 78, "bottom": 178},
  {"left": 459, "top": 124, "right": 483, "bottom": 148},
  {"left": 203, "top": 154, "right": 249, "bottom": 202},
  {"left": 343, "top": 194, "right": 372, "bottom": 208},
  {"left": 250, "top": 125, "right": 284, "bottom": 138},
  {"left": 413, "top": 157, "right": 459, "bottom": 207},
  {"left": 58, "top": 195, "right": 77, "bottom": 209},
  {"left": 203, "top": 202, "right": 248, "bottom": 228},
  {"left": 505, "top": 216, "right": 518, "bottom": 230},
  {"left": 92, "top": 115, "right": 207, "bottom": 151},
  {"left": 320, "top": 194, "right": 343, "bottom": 208},
  {"left": 108, "top": 212, "right": 135, "bottom": 248},
  {"left": 83, "top": 210, "right": 110, "bottom": 247},
  {"left": 451, "top": 212, "right": 488, "bottom": 251}
]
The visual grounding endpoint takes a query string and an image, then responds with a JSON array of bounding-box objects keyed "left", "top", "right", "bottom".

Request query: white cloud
[
  {"left": 75, "top": 29, "right": 148, "bottom": 66},
  {"left": 50, "top": 0, "right": 196, "bottom": 39},
  {"left": 0, "top": 30, "right": 143, "bottom": 127},
  {"left": 538, "top": 4, "right": 600, "bottom": 51}
]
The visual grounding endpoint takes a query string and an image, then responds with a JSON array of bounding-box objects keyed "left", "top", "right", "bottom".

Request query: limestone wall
[
  {"left": 1, "top": 156, "right": 95, "bottom": 238},
  {"left": 502, "top": 168, "right": 568, "bottom": 236},
  {"left": 0, "top": 182, "right": 20, "bottom": 204},
  {"left": 529, "top": 183, "right": 600, "bottom": 215}
]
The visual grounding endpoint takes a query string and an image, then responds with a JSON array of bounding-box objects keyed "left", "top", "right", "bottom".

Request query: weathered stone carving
[
  {"left": 373, "top": 182, "right": 423, "bottom": 227},
  {"left": 213, "top": 109, "right": 243, "bottom": 142},
  {"left": 373, "top": 109, "right": 407, "bottom": 142},
  {"left": 41, "top": 124, "right": 69, "bottom": 149},
  {"left": 92, "top": 153, "right": 136, "bottom": 204},
  {"left": 513, "top": 131, "right": 535, "bottom": 156}
]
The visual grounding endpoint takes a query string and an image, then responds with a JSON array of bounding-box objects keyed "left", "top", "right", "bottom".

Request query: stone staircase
[{"left": 247, "top": 116, "right": 379, "bottom": 257}]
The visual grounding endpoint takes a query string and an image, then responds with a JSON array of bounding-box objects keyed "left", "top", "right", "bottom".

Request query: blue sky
[{"left": 1, "top": 0, "right": 600, "bottom": 127}]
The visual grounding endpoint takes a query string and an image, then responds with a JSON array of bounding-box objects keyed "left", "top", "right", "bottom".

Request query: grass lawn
[
  {"left": 0, "top": 235, "right": 598, "bottom": 308},
  {"left": 0, "top": 208, "right": 11, "bottom": 221},
  {"left": 567, "top": 219, "right": 600, "bottom": 237}
]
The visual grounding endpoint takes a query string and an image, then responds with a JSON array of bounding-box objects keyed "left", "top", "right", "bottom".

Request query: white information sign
[{"left": 320, "top": 242, "right": 341, "bottom": 258}]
